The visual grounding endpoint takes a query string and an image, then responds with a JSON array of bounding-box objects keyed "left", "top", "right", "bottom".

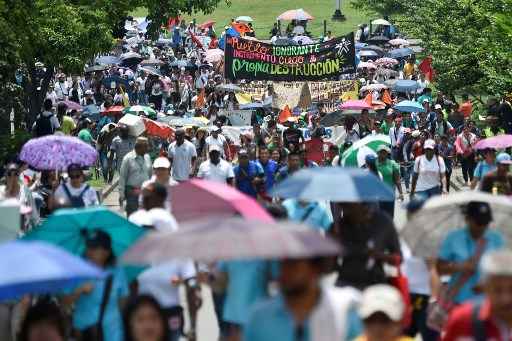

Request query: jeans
[
  {"left": 446, "top": 168, "right": 453, "bottom": 192},
  {"left": 401, "top": 163, "right": 413, "bottom": 190},
  {"left": 137, "top": 91, "right": 147, "bottom": 105},
  {"left": 415, "top": 186, "right": 441, "bottom": 200},
  {"left": 99, "top": 151, "right": 112, "bottom": 183},
  {"left": 405, "top": 294, "right": 440, "bottom": 341},
  {"left": 460, "top": 154, "right": 476, "bottom": 183}
]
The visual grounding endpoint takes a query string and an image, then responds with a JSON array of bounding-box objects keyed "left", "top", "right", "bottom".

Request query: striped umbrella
[
  {"left": 342, "top": 134, "right": 391, "bottom": 167},
  {"left": 123, "top": 105, "right": 157, "bottom": 118}
]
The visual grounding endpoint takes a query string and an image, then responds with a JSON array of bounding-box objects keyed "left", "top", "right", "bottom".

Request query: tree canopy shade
[{"left": 352, "top": 0, "right": 512, "bottom": 97}]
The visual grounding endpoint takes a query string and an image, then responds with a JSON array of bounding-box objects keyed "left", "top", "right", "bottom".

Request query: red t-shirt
[
  {"left": 442, "top": 300, "right": 510, "bottom": 341},
  {"left": 459, "top": 101, "right": 473, "bottom": 118}
]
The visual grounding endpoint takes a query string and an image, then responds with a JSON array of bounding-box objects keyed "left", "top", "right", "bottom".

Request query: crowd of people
[{"left": 1, "top": 11, "right": 512, "bottom": 341}]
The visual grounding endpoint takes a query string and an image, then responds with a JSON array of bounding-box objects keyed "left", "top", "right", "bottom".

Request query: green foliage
[{"left": 354, "top": 0, "right": 512, "bottom": 97}]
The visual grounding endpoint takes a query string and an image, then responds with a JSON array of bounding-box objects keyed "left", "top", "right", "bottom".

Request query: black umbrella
[
  {"left": 120, "top": 52, "right": 143, "bottom": 67},
  {"left": 320, "top": 111, "right": 344, "bottom": 126},
  {"left": 273, "top": 38, "right": 298, "bottom": 46},
  {"left": 361, "top": 45, "right": 385, "bottom": 54},
  {"left": 139, "top": 66, "right": 162, "bottom": 77},
  {"left": 85, "top": 65, "right": 108, "bottom": 73}
]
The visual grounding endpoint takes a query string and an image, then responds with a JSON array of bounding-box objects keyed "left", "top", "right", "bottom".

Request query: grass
[{"left": 132, "top": 0, "right": 374, "bottom": 39}]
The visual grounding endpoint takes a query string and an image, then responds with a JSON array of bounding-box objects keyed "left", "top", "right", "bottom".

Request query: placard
[
  {"left": 219, "top": 110, "right": 254, "bottom": 126},
  {"left": 224, "top": 33, "right": 356, "bottom": 81}
]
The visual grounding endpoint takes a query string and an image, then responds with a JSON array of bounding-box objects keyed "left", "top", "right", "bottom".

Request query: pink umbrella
[
  {"left": 475, "top": 134, "right": 512, "bottom": 150},
  {"left": 374, "top": 57, "right": 399, "bottom": 66},
  {"left": 58, "top": 100, "right": 82, "bottom": 111},
  {"left": 357, "top": 61, "right": 377, "bottom": 69},
  {"left": 170, "top": 179, "right": 274, "bottom": 223},
  {"left": 205, "top": 49, "right": 224, "bottom": 63},
  {"left": 340, "top": 100, "right": 372, "bottom": 110},
  {"left": 277, "top": 8, "right": 314, "bottom": 21}
]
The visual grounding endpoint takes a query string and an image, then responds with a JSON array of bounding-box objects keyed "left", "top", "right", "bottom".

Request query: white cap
[
  {"left": 359, "top": 284, "right": 404, "bottom": 322},
  {"left": 153, "top": 157, "right": 171, "bottom": 169},
  {"left": 209, "top": 144, "right": 222, "bottom": 153},
  {"left": 424, "top": 139, "right": 436, "bottom": 150},
  {"left": 434, "top": 104, "right": 442, "bottom": 110}
]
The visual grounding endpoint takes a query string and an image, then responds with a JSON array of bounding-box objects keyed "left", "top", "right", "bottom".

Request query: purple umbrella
[
  {"left": 20, "top": 136, "right": 98, "bottom": 171},
  {"left": 475, "top": 134, "right": 512, "bottom": 150},
  {"left": 122, "top": 217, "right": 341, "bottom": 264},
  {"left": 58, "top": 100, "right": 82, "bottom": 111}
]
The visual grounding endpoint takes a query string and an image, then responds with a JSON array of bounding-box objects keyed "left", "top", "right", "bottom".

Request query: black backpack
[{"left": 35, "top": 114, "right": 54, "bottom": 137}]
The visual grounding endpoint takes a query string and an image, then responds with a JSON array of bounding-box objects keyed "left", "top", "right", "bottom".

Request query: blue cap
[
  {"left": 497, "top": 152, "right": 512, "bottom": 165},
  {"left": 365, "top": 154, "right": 377, "bottom": 163}
]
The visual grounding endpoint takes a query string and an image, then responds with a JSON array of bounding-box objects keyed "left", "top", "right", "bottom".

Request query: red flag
[
  {"left": 232, "top": 23, "right": 251, "bottom": 36},
  {"left": 278, "top": 105, "right": 292, "bottom": 123},
  {"left": 382, "top": 89, "right": 393, "bottom": 105},
  {"left": 189, "top": 31, "right": 204, "bottom": 50},
  {"left": 418, "top": 56, "right": 435, "bottom": 82}
]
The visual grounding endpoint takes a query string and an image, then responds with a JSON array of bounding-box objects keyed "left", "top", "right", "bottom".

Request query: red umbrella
[
  {"left": 101, "top": 105, "right": 124, "bottom": 116},
  {"left": 143, "top": 118, "right": 175, "bottom": 139},
  {"left": 199, "top": 20, "right": 215, "bottom": 29},
  {"left": 170, "top": 179, "right": 274, "bottom": 223}
]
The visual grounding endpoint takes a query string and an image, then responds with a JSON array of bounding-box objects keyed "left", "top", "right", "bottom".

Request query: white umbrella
[
  {"left": 389, "top": 38, "right": 410, "bottom": 46},
  {"left": 278, "top": 8, "right": 314, "bottom": 21},
  {"left": 235, "top": 16, "right": 253, "bottom": 22},
  {"left": 371, "top": 19, "right": 392, "bottom": 26},
  {"left": 402, "top": 192, "right": 512, "bottom": 258},
  {"left": 357, "top": 61, "right": 377, "bottom": 69}
]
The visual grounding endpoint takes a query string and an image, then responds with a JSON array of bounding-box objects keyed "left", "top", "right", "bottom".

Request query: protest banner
[
  {"left": 219, "top": 110, "right": 254, "bottom": 126},
  {"left": 224, "top": 33, "right": 356, "bottom": 81},
  {"left": 221, "top": 125, "right": 254, "bottom": 145},
  {"left": 272, "top": 82, "right": 312, "bottom": 110},
  {"left": 299, "top": 126, "right": 346, "bottom": 144}
]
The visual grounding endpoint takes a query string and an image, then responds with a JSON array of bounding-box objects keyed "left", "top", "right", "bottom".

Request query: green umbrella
[
  {"left": 342, "top": 134, "right": 391, "bottom": 167},
  {"left": 23, "top": 207, "right": 147, "bottom": 280},
  {"left": 123, "top": 105, "right": 157, "bottom": 119}
]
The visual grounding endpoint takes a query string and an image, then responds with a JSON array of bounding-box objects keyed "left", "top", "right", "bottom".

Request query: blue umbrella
[
  {"left": 358, "top": 50, "right": 379, "bottom": 57},
  {"left": 393, "top": 80, "right": 419, "bottom": 93},
  {"left": 355, "top": 42, "right": 368, "bottom": 50},
  {"left": 0, "top": 241, "right": 104, "bottom": 300},
  {"left": 270, "top": 167, "right": 395, "bottom": 202},
  {"left": 387, "top": 48, "right": 414, "bottom": 59},
  {"left": 394, "top": 100, "right": 426, "bottom": 113},
  {"left": 95, "top": 55, "right": 121, "bottom": 65}
]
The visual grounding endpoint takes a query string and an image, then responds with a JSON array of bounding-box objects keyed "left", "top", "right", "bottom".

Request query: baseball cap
[
  {"left": 85, "top": 229, "right": 112, "bottom": 250},
  {"left": 434, "top": 104, "right": 442, "bottom": 110},
  {"left": 365, "top": 154, "right": 377, "bottom": 164},
  {"left": 423, "top": 139, "right": 436, "bottom": 150},
  {"left": 496, "top": 152, "right": 512, "bottom": 165},
  {"left": 209, "top": 144, "right": 222, "bottom": 153},
  {"left": 463, "top": 201, "right": 493, "bottom": 225},
  {"left": 153, "top": 157, "right": 171, "bottom": 169},
  {"left": 359, "top": 284, "right": 405, "bottom": 322},
  {"left": 376, "top": 144, "right": 391, "bottom": 153}
]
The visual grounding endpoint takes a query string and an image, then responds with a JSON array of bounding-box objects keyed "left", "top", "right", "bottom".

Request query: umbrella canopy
[
  {"left": 360, "top": 84, "right": 388, "bottom": 92},
  {"left": 140, "top": 58, "right": 164, "bottom": 66},
  {"left": 120, "top": 52, "right": 143, "bottom": 66},
  {"left": 340, "top": 100, "right": 372, "bottom": 110},
  {"left": 293, "top": 35, "right": 314, "bottom": 44},
  {"left": 357, "top": 61, "right": 377, "bottom": 69},
  {"left": 170, "top": 179, "right": 274, "bottom": 222},
  {"left": 320, "top": 111, "right": 344, "bottom": 126},
  {"left": 58, "top": 100, "right": 82, "bottom": 111},
  {"left": 361, "top": 45, "right": 385, "bottom": 54},
  {"left": 394, "top": 100, "right": 426, "bottom": 113},
  {"left": 102, "top": 105, "right": 125, "bottom": 116},
  {"left": 341, "top": 134, "right": 391, "bottom": 167},
  {"left": 410, "top": 46, "right": 424, "bottom": 53},
  {"left": 371, "top": 19, "right": 392, "bottom": 26},
  {"left": 122, "top": 217, "right": 340, "bottom": 264},
  {"left": 277, "top": 8, "right": 314, "bottom": 21},
  {"left": 393, "top": 80, "right": 419, "bottom": 93},
  {"left": 374, "top": 57, "right": 399, "bottom": 67},
  {"left": 358, "top": 50, "right": 379, "bottom": 57},
  {"left": 205, "top": 49, "right": 224, "bottom": 63},
  {"left": 85, "top": 64, "right": 108, "bottom": 73},
  {"left": 20, "top": 136, "right": 97, "bottom": 171},
  {"left": 474, "top": 134, "right": 512, "bottom": 150},
  {"left": 235, "top": 16, "right": 253, "bottom": 22},
  {"left": 169, "top": 60, "right": 195, "bottom": 69},
  {"left": 402, "top": 192, "right": 512, "bottom": 258},
  {"left": 95, "top": 55, "right": 121, "bottom": 65},
  {"left": 387, "top": 48, "right": 414, "bottom": 59},
  {"left": 355, "top": 42, "right": 368, "bottom": 49},
  {"left": 123, "top": 105, "right": 157, "bottom": 118},
  {"left": 389, "top": 38, "right": 410, "bottom": 46},
  {"left": 143, "top": 118, "right": 174, "bottom": 139},
  {"left": 199, "top": 20, "right": 216, "bottom": 29},
  {"left": 160, "top": 116, "right": 208, "bottom": 127},
  {"left": 23, "top": 207, "right": 146, "bottom": 258},
  {"left": 0, "top": 241, "right": 104, "bottom": 300},
  {"left": 270, "top": 167, "right": 395, "bottom": 202},
  {"left": 216, "top": 83, "right": 242, "bottom": 93},
  {"left": 139, "top": 66, "right": 162, "bottom": 77},
  {"left": 367, "top": 35, "right": 390, "bottom": 44},
  {"left": 273, "top": 38, "right": 298, "bottom": 46}
]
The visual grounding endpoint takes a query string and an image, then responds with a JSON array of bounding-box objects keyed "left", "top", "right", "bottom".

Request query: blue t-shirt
[
  {"left": 234, "top": 161, "right": 264, "bottom": 198},
  {"left": 244, "top": 294, "right": 362, "bottom": 341},
  {"left": 71, "top": 267, "right": 129, "bottom": 341},
  {"left": 257, "top": 160, "right": 279, "bottom": 192},
  {"left": 217, "top": 260, "right": 274, "bottom": 325},
  {"left": 474, "top": 160, "right": 497, "bottom": 180},
  {"left": 282, "top": 199, "right": 333, "bottom": 231},
  {"left": 438, "top": 227, "right": 504, "bottom": 304}
]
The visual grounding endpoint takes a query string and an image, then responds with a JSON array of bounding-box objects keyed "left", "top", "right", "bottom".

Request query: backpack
[
  {"left": 62, "top": 183, "right": 91, "bottom": 208},
  {"left": 35, "top": 114, "right": 54, "bottom": 137}
]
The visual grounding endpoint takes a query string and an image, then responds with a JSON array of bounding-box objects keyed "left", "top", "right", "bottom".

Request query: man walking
[
  {"left": 168, "top": 128, "right": 197, "bottom": 182},
  {"left": 119, "top": 137, "right": 152, "bottom": 216}
]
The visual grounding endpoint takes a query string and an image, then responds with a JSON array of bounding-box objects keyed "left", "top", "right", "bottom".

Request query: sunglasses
[{"left": 69, "top": 173, "right": 82, "bottom": 179}]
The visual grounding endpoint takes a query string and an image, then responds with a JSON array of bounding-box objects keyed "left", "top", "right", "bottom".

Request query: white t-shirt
[
  {"left": 413, "top": 155, "right": 446, "bottom": 191},
  {"left": 400, "top": 239, "right": 431, "bottom": 295},
  {"left": 197, "top": 159, "right": 234, "bottom": 183},
  {"left": 168, "top": 140, "right": 197, "bottom": 181},
  {"left": 54, "top": 181, "right": 99, "bottom": 207},
  {"left": 205, "top": 135, "right": 227, "bottom": 157},
  {"left": 129, "top": 208, "right": 178, "bottom": 231},
  {"left": 138, "top": 260, "right": 196, "bottom": 308}
]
